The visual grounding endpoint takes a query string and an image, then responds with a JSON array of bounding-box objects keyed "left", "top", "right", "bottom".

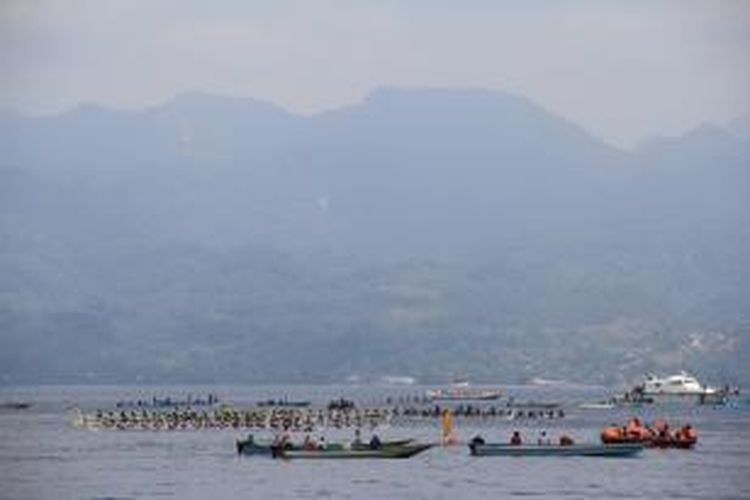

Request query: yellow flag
[{"left": 442, "top": 409, "right": 457, "bottom": 445}]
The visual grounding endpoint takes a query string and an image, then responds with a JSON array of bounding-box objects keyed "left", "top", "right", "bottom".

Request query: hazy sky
[{"left": 1, "top": 0, "right": 749, "bottom": 147}]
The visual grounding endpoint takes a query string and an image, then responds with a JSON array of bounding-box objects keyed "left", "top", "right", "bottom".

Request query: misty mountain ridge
[{"left": 1, "top": 88, "right": 748, "bottom": 385}]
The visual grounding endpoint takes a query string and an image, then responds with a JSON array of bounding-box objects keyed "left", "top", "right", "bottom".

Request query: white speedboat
[
  {"left": 641, "top": 371, "right": 716, "bottom": 396},
  {"left": 626, "top": 371, "right": 726, "bottom": 405}
]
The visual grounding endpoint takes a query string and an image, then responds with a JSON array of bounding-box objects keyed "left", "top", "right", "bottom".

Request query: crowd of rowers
[
  {"left": 74, "top": 406, "right": 391, "bottom": 431},
  {"left": 393, "top": 404, "right": 564, "bottom": 420},
  {"left": 261, "top": 427, "right": 389, "bottom": 452},
  {"left": 115, "top": 394, "right": 220, "bottom": 409},
  {"left": 76, "top": 402, "right": 565, "bottom": 431},
  {"left": 601, "top": 418, "right": 698, "bottom": 448}
]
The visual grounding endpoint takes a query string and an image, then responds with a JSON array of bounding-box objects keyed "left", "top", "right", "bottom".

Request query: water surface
[{"left": 1, "top": 384, "right": 748, "bottom": 499}]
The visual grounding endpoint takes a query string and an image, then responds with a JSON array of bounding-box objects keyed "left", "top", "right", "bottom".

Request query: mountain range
[{"left": 1, "top": 88, "right": 748, "bottom": 386}]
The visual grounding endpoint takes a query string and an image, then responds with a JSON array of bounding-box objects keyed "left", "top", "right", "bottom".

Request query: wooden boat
[
  {"left": 469, "top": 442, "right": 643, "bottom": 457},
  {"left": 274, "top": 442, "right": 432, "bottom": 459},
  {"left": 237, "top": 436, "right": 416, "bottom": 456}
]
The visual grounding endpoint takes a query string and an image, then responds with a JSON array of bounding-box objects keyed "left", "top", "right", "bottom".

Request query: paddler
[
  {"left": 352, "top": 428, "right": 363, "bottom": 447},
  {"left": 538, "top": 430, "right": 551, "bottom": 445},
  {"left": 303, "top": 433, "right": 317, "bottom": 450},
  {"left": 559, "top": 434, "right": 575, "bottom": 446},
  {"left": 275, "top": 424, "right": 293, "bottom": 448},
  {"left": 510, "top": 430, "right": 522, "bottom": 445},
  {"left": 470, "top": 435, "right": 485, "bottom": 446},
  {"left": 369, "top": 434, "right": 382, "bottom": 450}
]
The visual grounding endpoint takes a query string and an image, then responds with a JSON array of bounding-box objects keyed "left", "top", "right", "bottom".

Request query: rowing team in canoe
[
  {"left": 238, "top": 432, "right": 646, "bottom": 459},
  {"left": 601, "top": 418, "right": 698, "bottom": 449},
  {"left": 72, "top": 406, "right": 390, "bottom": 432},
  {"left": 469, "top": 429, "right": 576, "bottom": 448},
  {"left": 275, "top": 427, "right": 383, "bottom": 452},
  {"left": 237, "top": 431, "right": 432, "bottom": 459}
]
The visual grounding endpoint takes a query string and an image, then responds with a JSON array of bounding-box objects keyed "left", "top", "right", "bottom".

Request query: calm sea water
[{"left": 1, "top": 384, "right": 748, "bottom": 500}]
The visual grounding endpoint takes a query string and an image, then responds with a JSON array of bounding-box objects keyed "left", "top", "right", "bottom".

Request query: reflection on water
[{"left": 0, "top": 385, "right": 748, "bottom": 499}]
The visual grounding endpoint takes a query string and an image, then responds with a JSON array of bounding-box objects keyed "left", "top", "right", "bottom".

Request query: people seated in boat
[
  {"left": 272, "top": 433, "right": 284, "bottom": 446},
  {"left": 559, "top": 434, "right": 575, "bottom": 446},
  {"left": 470, "top": 435, "right": 485, "bottom": 446},
  {"left": 625, "top": 417, "right": 651, "bottom": 441},
  {"left": 318, "top": 436, "right": 327, "bottom": 450},
  {"left": 626, "top": 417, "right": 640, "bottom": 435},
  {"left": 303, "top": 433, "right": 317, "bottom": 450},
  {"left": 538, "top": 430, "right": 551, "bottom": 445},
  {"left": 674, "top": 424, "right": 697, "bottom": 447},
  {"left": 681, "top": 424, "right": 695, "bottom": 437},
  {"left": 274, "top": 426, "right": 293, "bottom": 448},
  {"left": 601, "top": 425, "right": 623, "bottom": 443},
  {"left": 652, "top": 419, "right": 668, "bottom": 433},
  {"left": 657, "top": 423, "right": 670, "bottom": 440},
  {"left": 510, "top": 430, "right": 522, "bottom": 445},
  {"left": 352, "top": 428, "right": 363, "bottom": 447},
  {"left": 647, "top": 421, "right": 673, "bottom": 447},
  {"left": 369, "top": 434, "right": 382, "bottom": 449}
]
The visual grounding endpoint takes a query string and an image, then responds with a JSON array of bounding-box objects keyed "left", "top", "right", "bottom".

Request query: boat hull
[
  {"left": 275, "top": 443, "right": 432, "bottom": 459},
  {"left": 238, "top": 438, "right": 418, "bottom": 456},
  {"left": 470, "top": 443, "right": 643, "bottom": 457},
  {"left": 428, "top": 393, "right": 501, "bottom": 401},
  {"left": 350, "top": 439, "right": 413, "bottom": 450}
]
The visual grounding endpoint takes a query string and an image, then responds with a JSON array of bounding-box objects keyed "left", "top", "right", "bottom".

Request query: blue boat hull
[{"left": 470, "top": 443, "right": 643, "bottom": 457}]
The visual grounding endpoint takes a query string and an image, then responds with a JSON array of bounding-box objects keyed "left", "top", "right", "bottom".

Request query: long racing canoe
[{"left": 274, "top": 442, "right": 432, "bottom": 459}]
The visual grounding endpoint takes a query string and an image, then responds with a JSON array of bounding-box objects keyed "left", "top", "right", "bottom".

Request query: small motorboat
[
  {"left": 469, "top": 442, "right": 643, "bottom": 457},
  {"left": 237, "top": 435, "right": 417, "bottom": 456},
  {"left": 273, "top": 442, "right": 433, "bottom": 459},
  {"left": 426, "top": 380, "right": 501, "bottom": 401}
]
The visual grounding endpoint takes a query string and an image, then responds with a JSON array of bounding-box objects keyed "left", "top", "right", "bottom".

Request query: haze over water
[{"left": 1, "top": 2, "right": 749, "bottom": 498}]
